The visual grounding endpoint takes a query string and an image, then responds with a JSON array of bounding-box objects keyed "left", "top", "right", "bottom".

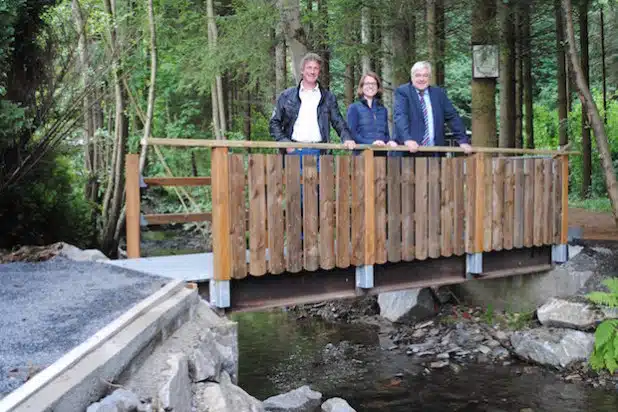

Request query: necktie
[{"left": 419, "top": 90, "right": 430, "bottom": 146}]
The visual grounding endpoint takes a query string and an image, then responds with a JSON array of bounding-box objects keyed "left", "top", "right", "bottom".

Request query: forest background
[{"left": 0, "top": 0, "right": 616, "bottom": 256}]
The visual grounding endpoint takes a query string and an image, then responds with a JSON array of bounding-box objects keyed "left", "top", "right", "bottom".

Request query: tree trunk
[
  {"left": 522, "top": 3, "right": 533, "bottom": 149},
  {"left": 556, "top": 0, "right": 568, "bottom": 147},
  {"left": 471, "top": 0, "right": 497, "bottom": 147},
  {"left": 361, "top": 6, "right": 371, "bottom": 73},
  {"left": 71, "top": 0, "right": 98, "bottom": 205},
  {"left": 436, "top": 0, "right": 445, "bottom": 86},
  {"left": 579, "top": 0, "right": 591, "bottom": 197},
  {"left": 499, "top": 0, "right": 516, "bottom": 148},
  {"left": 207, "top": 0, "right": 226, "bottom": 139},
  {"left": 100, "top": 0, "right": 128, "bottom": 256},
  {"left": 344, "top": 62, "right": 355, "bottom": 107},
  {"left": 427, "top": 0, "right": 437, "bottom": 85},
  {"left": 275, "top": 16, "right": 287, "bottom": 96},
  {"left": 317, "top": 0, "right": 330, "bottom": 89},
  {"left": 392, "top": 0, "right": 415, "bottom": 86},
  {"left": 514, "top": 3, "right": 523, "bottom": 148},
  {"left": 139, "top": 0, "right": 157, "bottom": 172},
  {"left": 382, "top": 9, "right": 394, "bottom": 131},
  {"left": 600, "top": 7, "right": 607, "bottom": 124},
  {"left": 562, "top": 0, "right": 618, "bottom": 225},
  {"left": 280, "top": 0, "right": 308, "bottom": 82}
]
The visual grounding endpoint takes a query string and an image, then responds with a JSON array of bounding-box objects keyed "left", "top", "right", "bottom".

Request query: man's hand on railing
[
  {"left": 343, "top": 140, "right": 356, "bottom": 150},
  {"left": 405, "top": 140, "right": 419, "bottom": 152},
  {"left": 460, "top": 143, "right": 473, "bottom": 154}
]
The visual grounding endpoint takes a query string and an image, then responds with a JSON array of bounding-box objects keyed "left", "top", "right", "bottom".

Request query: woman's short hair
[{"left": 356, "top": 72, "right": 384, "bottom": 99}]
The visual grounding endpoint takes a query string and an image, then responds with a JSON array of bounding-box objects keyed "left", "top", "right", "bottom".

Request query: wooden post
[
  {"left": 560, "top": 154, "right": 569, "bottom": 244},
  {"left": 364, "top": 150, "right": 375, "bottom": 265},
  {"left": 125, "top": 154, "right": 141, "bottom": 258},
  {"left": 212, "top": 147, "right": 232, "bottom": 281},
  {"left": 474, "top": 153, "right": 486, "bottom": 253}
]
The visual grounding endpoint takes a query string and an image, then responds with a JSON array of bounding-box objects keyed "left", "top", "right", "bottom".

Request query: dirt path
[{"left": 569, "top": 207, "right": 618, "bottom": 241}]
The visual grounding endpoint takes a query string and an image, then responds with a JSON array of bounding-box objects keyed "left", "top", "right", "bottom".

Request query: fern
[
  {"left": 587, "top": 280, "right": 618, "bottom": 374},
  {"left": 603, "top": 278, "right": 618, "bottom": 297}
]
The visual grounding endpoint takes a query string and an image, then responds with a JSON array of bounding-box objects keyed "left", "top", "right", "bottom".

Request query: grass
[{"left": 569, "top": 196, "right": 612, "bottom": 212}]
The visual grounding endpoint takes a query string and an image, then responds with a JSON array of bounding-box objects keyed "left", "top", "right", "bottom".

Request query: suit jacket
[{"left": 393, "top": 83, "right": 468, "bottom": 146}]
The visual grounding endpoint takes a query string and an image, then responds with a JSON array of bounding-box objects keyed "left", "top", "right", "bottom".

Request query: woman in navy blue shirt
[{"left": 344, "top": 72, "right": 397, "bottom": 153}]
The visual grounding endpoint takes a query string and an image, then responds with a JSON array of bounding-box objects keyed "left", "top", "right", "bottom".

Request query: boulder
[
  {"left": 58, "top": 244, "right": 109, "bottom": 262},
  {"left": 190, "top": 329, "right": 236, "bottom": 383},
  {"left": 194, "top": 371, "right": 264, "bottom": 412},
  {"left": 377, "top": 288, "right": 438, "bottom": 323},
  {"left": 86, "top": 389, "right": 144, "bottom": 412},
  {"left": 510, "top": 328, "right": 594, "bottom": 368},
  {"left": 159, "top": 354, "right": 192, "bottom": 412},
  {"left": 263, "top": 385, "right": 322, "bottom": 412},
  {"left": 321, "top": 397, "right": 356, "bottom": 412},
  {"left": 537, "top": 297, "right": 606, "bottom": 330}
]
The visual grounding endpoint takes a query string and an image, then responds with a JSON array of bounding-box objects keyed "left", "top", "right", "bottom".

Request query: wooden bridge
[{"left": 122, "top": 139, "right": 574, "bottom": 311}]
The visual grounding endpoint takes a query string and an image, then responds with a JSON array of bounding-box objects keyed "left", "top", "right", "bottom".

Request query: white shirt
[
  {"left": 417, "top": 89, "right": 435, "bottom": 146},
  {"left": 291, "top": 82, "right": 322, "bottom": 143}
]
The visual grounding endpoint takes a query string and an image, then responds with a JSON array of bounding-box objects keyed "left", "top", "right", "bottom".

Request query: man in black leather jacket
[{"left": 269, "top": 53, "right": 351, "bottom": 154}]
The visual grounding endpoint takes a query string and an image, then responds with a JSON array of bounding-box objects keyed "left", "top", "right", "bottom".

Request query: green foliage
[
  {"left": 0, "top": 148, "right": 94, "bottom": 249},
  {"left": 587, "top": 278, "right": 618, "bottom": 374}
]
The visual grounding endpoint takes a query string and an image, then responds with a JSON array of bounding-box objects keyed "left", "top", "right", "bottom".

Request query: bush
[{"left": 0, "top": 148, "right": 94, "bottom": 250}]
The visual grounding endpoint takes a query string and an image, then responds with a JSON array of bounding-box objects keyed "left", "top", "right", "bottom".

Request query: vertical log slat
[
  {"left": 503, "top": 159, "right": 515, "bottom": 250},
  {"left": 523, "top": 158, "right": 534, "bottom": 247},
  {"left": 483, "top": 156, "right": 493, "bottom": 252},
  {"left": 387, "top": 156, "right": 402, "bottom": 262},
  {"left": 453, "top": 157, "right": 465, "bottom": 255},
  {"left": 492, "top": 158, "right": 504, "bottom": 251},
  {"left": 351, "top": 155, "right": 365, "bottom": 265},
  {"left": 319, "top": 155, "right": 336, "bottom": 269},
  {"left": 415, "top": 157, "right": 428, "bottom": 260},
  {"left": 303, "top": 155, "right": 319, "bottom": 271},
  {"left": 125, "top": 154, "right": 141, "bottom": 259},
  {"left": 336, "top": 156, "right": 351, "bottom": 268},
  {"left": 533, "top": 159, "right": 544, "bottom": 247},
  {"left": 428, "top": 158, "right": 441, "bottom": 258},
  {"left": 285, "top": 155, "right": 303, "bottom": 272},
  {"left": 374, "top": 156, "right": 387, "bottom": 264},
  {"left": 513, "top": 158, "right": 524, "bottom": 248},
  {"left": 229, "top": 154, "right": 247, "bottom": 279},
  {"left": 401, "top": 157, "right": 415, "bottom": 261},
  {"left": 474, "top": 153, "right": 486, "bottom": 253},
  {"left": 267, "top": 155, "right": 285, "bottom": 274},
  {"left": 248, "top": 154, "right": 267, "bottom": 276},
  {"left": 441, "top": 158, "right": 453, "bottom": 257},
  {"left": 212, "top": 147, "right": 232, "bottom": 281}
]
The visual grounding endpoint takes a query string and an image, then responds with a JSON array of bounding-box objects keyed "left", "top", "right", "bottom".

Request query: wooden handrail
[
  {"left": 145, "top": 137, "right": 580, "bottom": 156},
  {"left": 143, "top": 177, "right": 211, "bottom": 186}
]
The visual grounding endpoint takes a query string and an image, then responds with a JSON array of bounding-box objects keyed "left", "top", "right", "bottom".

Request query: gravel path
[{"left": 0, "top": 257, "right": 168, "bottom": 399}]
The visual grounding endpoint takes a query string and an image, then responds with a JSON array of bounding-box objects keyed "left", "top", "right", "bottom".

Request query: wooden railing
[{"left": 126, "top": 139, "right": 575, "bottom": 282}]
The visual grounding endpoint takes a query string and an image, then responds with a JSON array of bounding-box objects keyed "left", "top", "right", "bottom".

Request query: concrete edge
[{"left": 0, "top": 280, "right": 186, "bottom": 412}]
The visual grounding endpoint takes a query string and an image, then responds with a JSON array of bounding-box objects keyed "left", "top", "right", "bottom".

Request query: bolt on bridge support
[
  {"left": 356, "top": 265, "right": 374, "bottom": 289},
  {"left": 209, "top": 280, "right": 231, "bottom": 309},
  {"left": 466, "top": 253, "right": 483, "bottom": 279},
  {"left": 551, "top": 244, "right": 568, "bottom": 263}
]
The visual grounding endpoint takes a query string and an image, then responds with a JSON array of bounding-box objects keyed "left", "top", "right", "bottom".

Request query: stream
[
  {"left": 231, "top": 310, "right": 618, "bottom": 412},
  {"left": 140, "top": 229, "right": 618, "bottom": 411}
]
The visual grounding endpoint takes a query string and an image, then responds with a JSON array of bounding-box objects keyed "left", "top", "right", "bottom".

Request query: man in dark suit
[{"left": 393, "top": 61, "right": 472, "bottom": 154}]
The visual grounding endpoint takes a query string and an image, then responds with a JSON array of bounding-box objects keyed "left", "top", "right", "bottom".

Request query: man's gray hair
[
  {"left": 300, "top": 52, "right": 322, "bottom": 71},
  {"left": 410, "top": 61, "right": 433, "bottom": 78}
]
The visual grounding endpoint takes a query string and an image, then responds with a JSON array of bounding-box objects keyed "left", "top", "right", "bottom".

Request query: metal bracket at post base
[
  {"left": 466, "top": 253, "right": 483, "bottom": 279},
  {"left": 209, "top": 280, "right": 231, "bottom": 309},
  {"left": 356, "top": 265, "right": 374, "bottom": 289},
  {"left": 552, "top": 244, "right": 568, "bottom": 264}
]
